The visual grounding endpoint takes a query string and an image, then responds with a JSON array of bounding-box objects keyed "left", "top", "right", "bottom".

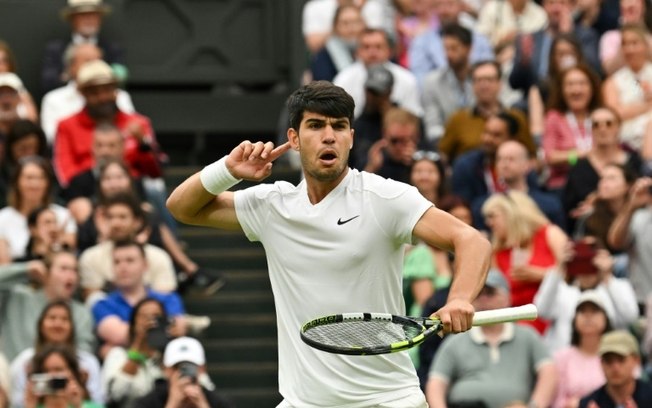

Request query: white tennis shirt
[{"left": 234, "top": 169, "right": 432, "bottom": 407}]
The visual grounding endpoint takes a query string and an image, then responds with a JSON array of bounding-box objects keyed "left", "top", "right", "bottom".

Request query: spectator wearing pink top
[
  {"left": 553, "top": 291, "right": 611, "bottom": 408},
  {"left": 543, "top": 64, "right": 602, "bottom": 193}
]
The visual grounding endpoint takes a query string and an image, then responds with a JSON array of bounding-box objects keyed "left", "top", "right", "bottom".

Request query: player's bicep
[{"left": 412, "top": 206, "right": 473, "bottom": 252}]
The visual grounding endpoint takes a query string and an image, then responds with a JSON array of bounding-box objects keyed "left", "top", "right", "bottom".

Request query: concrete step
[
  {"left": 203, "top": 313, "right": 277, "bottom": 339},
  {"left": 188, "top": 247, "right": 267, "bottom": 269},
  {"left": 208, "top": 361, "right": 278, "bottom": 389},
  {"left": 184, "top": 290, "right": 275, "bottom": 315},
  {"left": 221, "top": 387, "right": 282, "bottom": 408},
  {"left": 203, "top": 337, "right": 278, "bottom": 363}
]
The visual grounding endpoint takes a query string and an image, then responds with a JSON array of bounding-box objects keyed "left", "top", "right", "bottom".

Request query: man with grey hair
[
  {"left": 41, "top": 42, "right": 134, "bottom": 144},
  {"left": 426, "top": 269, "right": 557, "bottom": 408}
]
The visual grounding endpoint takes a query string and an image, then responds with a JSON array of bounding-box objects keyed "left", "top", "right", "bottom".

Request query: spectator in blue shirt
[{"left": 92, "top": 239, "right": 187, "bottom": 357}]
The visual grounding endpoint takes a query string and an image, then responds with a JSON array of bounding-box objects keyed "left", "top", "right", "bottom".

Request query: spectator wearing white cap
[
  {"left": 579, "top": 330, "right": 652, "bottom": 408},
  {"left": 42, "top": 0, "right": 124, "bottom": 93},
  {"left": 0, "top": 42, "right": 38, "bottom": 122},
  {"left": 552, "top": 291, "right": 612, "bottom": 408},
  {"left": 534, "top": 242, "right": 638, "bottom": 352},
  {"left": 0, "top": 72, "right": 22, "bottom": 136},
  {"left": 131, "top": 337, "right": 234, "bottom": 408}
]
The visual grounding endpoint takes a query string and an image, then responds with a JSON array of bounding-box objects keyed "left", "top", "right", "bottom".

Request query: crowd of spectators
[
  {"left": 0, "top": 0, "right": 231, "bottom": 407},
  {"left": 6, "top": 0, "right": 652, "bottom": 406},
  {"left": 303, "top": 0, "right": 652, "bottom": 407}
]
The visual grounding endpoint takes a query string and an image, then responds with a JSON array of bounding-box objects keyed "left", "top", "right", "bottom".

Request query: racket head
[{"left": 300, "top": 312, "right": 442, "bottom": 355}]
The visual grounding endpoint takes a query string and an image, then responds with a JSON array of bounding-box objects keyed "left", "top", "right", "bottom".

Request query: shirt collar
[
  {"left": 72, "top": 33, "right": 98, "bottom": 45},
  {"left": 469, "top": 322, "right": 515, "bottom": 345}
]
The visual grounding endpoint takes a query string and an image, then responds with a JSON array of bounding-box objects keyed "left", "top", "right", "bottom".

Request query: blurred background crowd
[{"left": 3, "top": 0, "right": 652, "bottom": 406}]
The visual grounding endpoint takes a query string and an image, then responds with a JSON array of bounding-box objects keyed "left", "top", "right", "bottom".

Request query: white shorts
[{"left": 277, "top": 391, "right": 428, "bottom": 408}]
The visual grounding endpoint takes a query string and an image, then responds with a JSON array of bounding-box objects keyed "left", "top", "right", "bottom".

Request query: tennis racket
[{"left": 300, "top": 304, "right": 537, "bottom": 355}]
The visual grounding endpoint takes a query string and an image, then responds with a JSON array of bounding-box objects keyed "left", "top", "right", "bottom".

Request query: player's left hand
[{"left": 432, "top": 298, "right": 475, "bottom": 334}]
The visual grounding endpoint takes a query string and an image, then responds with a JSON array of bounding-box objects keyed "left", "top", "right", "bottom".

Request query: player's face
[{"left": 290, "top": 112, "right": 353, "bottom": 184}]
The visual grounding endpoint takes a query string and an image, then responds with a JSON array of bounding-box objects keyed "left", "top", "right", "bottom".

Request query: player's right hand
[{"left": 226, "top": 141, "right": 291, "bottom": 181}]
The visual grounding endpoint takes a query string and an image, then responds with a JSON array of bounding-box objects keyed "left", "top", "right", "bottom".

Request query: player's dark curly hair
[{"left": 286, "top": 81, "right": 355, "bottom": 131}]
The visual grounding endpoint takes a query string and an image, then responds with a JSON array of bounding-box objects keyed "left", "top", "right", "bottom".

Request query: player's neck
[{"left": 305, "top": 168, "right": 349, "bottom": 205}]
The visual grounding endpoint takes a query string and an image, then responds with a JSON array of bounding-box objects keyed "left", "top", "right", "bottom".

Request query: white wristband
[{"left": 199, "top": 156, "right": 241, "bottom": 195}]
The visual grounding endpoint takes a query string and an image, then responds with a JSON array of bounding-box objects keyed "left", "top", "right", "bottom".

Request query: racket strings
[{"left": 304, "top": 320, "right": 423, "bottom": 348}]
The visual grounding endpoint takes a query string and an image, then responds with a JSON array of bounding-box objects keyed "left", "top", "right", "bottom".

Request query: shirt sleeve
[
  {"left": 428, "top": 336, "right": 458, "bottom": 382},
  {"left": 146, "top": 247, "right": 177, "bottom": 292},
  {"left": 53, "top": 121, "right": 77, "bottom": 186},
  {"left": 160, "top": 293, "right": 185, "bottom": 317},
  {"left": 370, "top": 179, "right": 433, "bottom": 245},
  {"left": 92, "top": 299, "right": 114, "bottom": 326},
  {"left": 526, "top": 326, "right": 552, "bottom": 369},
  {"left": 74, "top": 304, "right": 97, "bottom": 354},
  {"left": 79, "top": 249, "right": 105, "bottom": 290},
  {"left": 234, "top": 184, "right": 275, "bottom": 242}
]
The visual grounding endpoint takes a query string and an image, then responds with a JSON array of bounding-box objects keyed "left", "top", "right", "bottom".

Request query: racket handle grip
[{"left": 473, "top": 304, "right": 538, "bottom": 326}]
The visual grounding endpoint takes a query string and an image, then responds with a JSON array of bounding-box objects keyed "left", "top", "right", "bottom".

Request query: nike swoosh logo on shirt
[{"left": 337, "top": 215, "right": 360, "bottom": 225}]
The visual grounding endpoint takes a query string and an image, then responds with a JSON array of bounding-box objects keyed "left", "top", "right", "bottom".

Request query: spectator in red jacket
[{"left": 53, "top": 59, "right": 163, "bottom": 187}]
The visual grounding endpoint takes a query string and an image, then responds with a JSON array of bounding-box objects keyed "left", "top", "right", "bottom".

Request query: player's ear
[
  {"left": 350, "top": 128, "right": 354, "bottom": 150},
  {"left": 287, "top": 128, "right": 300, "bottom": 151}
]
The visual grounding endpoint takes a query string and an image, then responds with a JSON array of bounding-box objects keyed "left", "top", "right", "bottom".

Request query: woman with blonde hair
[
  {"left": 603, "top": 23, "right": 652, "bottom": 151},
  {"left": 482, "top": 190, "right": 568, "bottom": 334}
]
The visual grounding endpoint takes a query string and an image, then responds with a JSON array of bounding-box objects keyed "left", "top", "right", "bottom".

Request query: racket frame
[
  {"left": 300, "top": 312, "right": 441, "bottom": 355},
  {"left": 300, "top": 304, "right": 538, "bottom": 356}
]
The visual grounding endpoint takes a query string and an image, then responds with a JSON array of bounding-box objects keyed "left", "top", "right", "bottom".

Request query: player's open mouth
[{"left": 319, "top": 151, "right": 338, "bottom": 165}]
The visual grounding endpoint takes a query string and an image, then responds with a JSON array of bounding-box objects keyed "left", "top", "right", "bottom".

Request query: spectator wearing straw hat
[
  {"left": 53, "top": 59, "right": 163, "bottom": 187},
  {"left": 42, "top": 0, "right": 124, "bottom": 93}
]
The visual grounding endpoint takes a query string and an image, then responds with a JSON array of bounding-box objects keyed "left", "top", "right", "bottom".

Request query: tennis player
[{"left": 167, "top": 81, "right": 492, "bottom": 407}]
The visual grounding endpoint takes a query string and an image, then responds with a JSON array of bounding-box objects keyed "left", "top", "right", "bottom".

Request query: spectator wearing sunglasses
[
  {"left": 364, "top": 107, "right": 424, "bottom": 184},
  {"left": 563, "top": 107, "right": 642, "bottom": 229}
]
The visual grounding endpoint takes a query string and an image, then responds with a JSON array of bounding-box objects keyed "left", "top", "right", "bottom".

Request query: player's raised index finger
[{"left": 269, "top": 142, "right": 292, "bottom": 161}]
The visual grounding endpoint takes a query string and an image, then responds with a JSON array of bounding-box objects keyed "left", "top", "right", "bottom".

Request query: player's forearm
[
  {"left": 448, "top": 229, "right": 492, "bottom": 302},
  {"left": 166, "top": 173, "right": 224, "bottom": 223}
]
